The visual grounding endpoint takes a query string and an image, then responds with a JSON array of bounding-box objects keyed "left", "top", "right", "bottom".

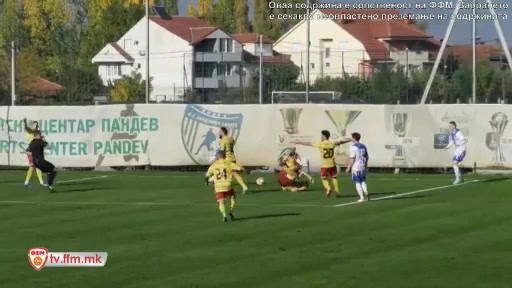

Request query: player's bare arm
[
  {"left": 346, "top": 158, "right": 355, "bottom": 173},
  {"left": 335, "top": 139, "right": 351, "bottom": 146},
  {"left": 23, "top": 118, "right": 33, "bottom": 133}
]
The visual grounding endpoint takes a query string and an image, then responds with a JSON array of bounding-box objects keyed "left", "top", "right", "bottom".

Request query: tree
[
  {"left": 197, "top": 0, "right": 212, "bottom": 19},
  {"left": 476, "top": 60, "right": 498, "bottom": 102},
  {"left": 110, "top": 73, "right": 152, "bottom": 103},
  {"left": 15, "top": 48, "right": 46, "bottom": 97},
  {"left": 0, "top": 0, "right": 30, "bottom": 47},
  {"left": 0, "top": 51, "right": 10, "bottom": 105},
  {"left": 234, "top": 0, "right": 248, "bottom": 33},
  {"left": 450, "top": 64, "right": 472, "bottom": 102},
  {"left": 250, "top": 63, "right": 300, "bottom": 102},
  {"left": 187, "top": 1, "right": 198, "bottom": 16},
  {"left": 162, "top": 0, "right": 178, "bottom": 15},
  {"left": 253, "top": 0, "right": 272, "bottom": 37},
  {"left": 368, "top": 65, "right": 407, "bottom": 104},
  {"left": 211, "top": 0, "right": 235, "bottom": 33}
]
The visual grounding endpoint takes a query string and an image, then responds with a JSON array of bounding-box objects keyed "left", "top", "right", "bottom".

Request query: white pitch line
[
  {"left": 334, "top": 180, "right": 481, "bottom": 207},
  {"left": 57, "top": 175, "right": 108, "bottom": 184}
]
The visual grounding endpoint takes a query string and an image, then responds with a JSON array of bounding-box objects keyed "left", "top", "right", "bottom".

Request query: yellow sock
[
  {"left": 25, "top": 167, "right": 34, "bottom": 184},
  {"left": 36, "top": 169, "right": 44, "bottom": 184},
  {"left": 233, "top": 172, "right": 248, "bottom": 190},
  {"left": 230, "top": 197, "right": 236, "bottom": 212},
  {"left": 321, "top": 179, "right": 331, "bottom": 191},
  {"left": 218, "top": 201, "right": 226, "bottom": 217},
  {"left": 331, "top": 178, "right": 339, "bottom": 193}
]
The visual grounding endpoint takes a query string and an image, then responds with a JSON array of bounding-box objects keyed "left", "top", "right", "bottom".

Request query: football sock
[
  {"left": 361, "top": 182, "right": 368, "bottom": 195},
  {"left": 355, "top": 183, "right": 365, "bottom": 199},
  {"left": 47, "top": 171, "right": 57, "bottom": 186},
  {"left": 230, "top": 197, "right": 236, "bottom": 212},
  {"left": 321, "top": 179, "right": 331, "bottom": 191},
  {"left": 36, "top": 169, "right": 44, "bottom": 184},
  {"left": 233, "top": 173, "right": 248, "bottom": 190},
  {"left": 331, "top": 178, "right": 339, "bottom": 193},
  {"left": 218, "top": 201, "right": 227, "bottom": 217},
  {"left": 453, "top": 165, "right": 460, "bottom": 179},
  {"left": 25, "top": 167, "right": 34, "bottom": 184}
]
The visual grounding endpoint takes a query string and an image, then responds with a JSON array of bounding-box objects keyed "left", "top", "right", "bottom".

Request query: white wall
[
  {"left": 243, "top": 43, "right": 273, "bottom": 57},
  {"left": 113, "top": 18, "right": 193, "bottom": 101},
  {"left": 273, "top": 10, "right": 370, "bottom": 82}
]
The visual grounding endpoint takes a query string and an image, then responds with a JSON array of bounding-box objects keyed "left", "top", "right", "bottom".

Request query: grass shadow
[
  {"left": 235, "top": 213, "right": 301, "bottom": 222},
  {"left": 478, "top": 176, "right": 512, "bottom": 183},
  {"left": 57, "top": 180, "right": 105, "bottom": 186},
  {"left": 54, "top": 187, "right": 108, "bottom": 193}
]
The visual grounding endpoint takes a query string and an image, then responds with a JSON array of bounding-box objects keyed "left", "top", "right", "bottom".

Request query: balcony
[
  {"left": 194, "top": 52, "right": 243, "bottom": 62},
  {"left": 194, "top": 76, "right": 241, "bottom": 89}
]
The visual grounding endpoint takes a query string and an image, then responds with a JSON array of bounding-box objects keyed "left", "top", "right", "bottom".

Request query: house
[
  {"left": 92, "top": 15, "right": 244, "bottom": 102},
  {"left": 231, "top": 33, "right": 295, "bottom": 83},
  {"left": 434, "top": 44, "right": 510, "bottom": 69},
  {"left": 273, "top": 9, "right": 440, "bottom": 82},
  {"left": 19, "top": 77, "right": 64, "bottom": 104}
]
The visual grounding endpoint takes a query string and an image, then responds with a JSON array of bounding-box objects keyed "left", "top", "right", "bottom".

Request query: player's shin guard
[
  {"left": 233, "top": 172, "right": 248, "bottom": 190},
  {"left": 453, "top": 165, "right": 461, "bottom": 179},
  {"left": 25, "top": 167, "right": 34, "bottom": 184},
  {"left": 321, "top": 179, "right": 331, "bottom": 191},
  {"left": 47, "top": 171, "right": 57, "bottom": 186},
  {"left": 361, "top": 182, "right": 368, "bottom": 195},
  {"left": 218, "top": 201, "right": 227, "bottom": 217},
  {"left": 230, "top": 197, "right": 235, "bottom": 212},
  {"left": 331, "top": 178, "right": 340, "bottom": 194},
  {"left": 355, "top": 183, "right": 364, "bottom": 200},
  {"left": 36, "top": 169, "right": 44, "bottom": 184}
]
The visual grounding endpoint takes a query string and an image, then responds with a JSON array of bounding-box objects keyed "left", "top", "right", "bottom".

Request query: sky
[{"left": 177, "top": 0, "right": 512, "bottom": 45}]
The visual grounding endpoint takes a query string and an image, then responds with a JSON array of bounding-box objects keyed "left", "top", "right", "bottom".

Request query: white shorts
[{"left": 453, "top": 148, "right": 466, "bottom": 162}]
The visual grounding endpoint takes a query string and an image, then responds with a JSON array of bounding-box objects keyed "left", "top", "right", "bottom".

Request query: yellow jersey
[
  {"left": 313, "top": 140, "right": 337, "bottom": 168},
  {"left": 283, "top": 157, "right": 298, "bottom": 179},
  {"left": 220, "top": 136, "right": 236, "bottom": 162},
  {"left": 206, "top": 159, "right": 242, "bottom": 193}
]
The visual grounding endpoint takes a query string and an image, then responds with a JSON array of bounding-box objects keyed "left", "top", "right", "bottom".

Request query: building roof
[
  {"left": 25, "top": 77, "right": 64, "bottom": 96},
  {"left": 232, "top": 33, "right": 274, "bottom": 44},
  {"left": 109, "top": 42, "right": 134, "bottom": 61},
  {"left": 433, "top": 44, "right": 505, "bottom": 62},
  {"left": 150, "top": 16, "right": 217, "bottom": 43},
  {"left": 319, "top": 9, "right": 438, "bottom": 61}
]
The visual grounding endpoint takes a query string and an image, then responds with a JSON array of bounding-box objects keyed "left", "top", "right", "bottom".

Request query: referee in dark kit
[{"left": 27, "top": 131, "right": 58, "bottom": 192}]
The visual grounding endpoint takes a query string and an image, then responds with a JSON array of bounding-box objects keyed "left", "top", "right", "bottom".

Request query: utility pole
[
  {"left": 259, "top": 34, "right": 263, "bottom": 104},
  {"left": 305, "top": 0, "right": 310, "bottom": 103},
  {"left": 145, "top": 0, "right": 150, "bottom": 104},
  {"left": 471, "top": 0, "right": 476, "bottom": 103},
  {"left": 11, "top": 41, "right": 16, "bottom": 106}
]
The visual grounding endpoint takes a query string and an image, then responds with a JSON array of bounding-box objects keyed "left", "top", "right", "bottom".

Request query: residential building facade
[
  {"left": 273, "top": 9, "right": 440, "bottom": 82},
  {"left": 92, "top": 15, "right": 243, "bottom": 102}
]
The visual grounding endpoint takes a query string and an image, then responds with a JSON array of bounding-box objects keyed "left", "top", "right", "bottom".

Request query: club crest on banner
[
  {"left": 28, "top": 247, "right": 48, "bottom": 271},
  {"left": 181, "top": 105, "right": 243, "bottom": 164}
]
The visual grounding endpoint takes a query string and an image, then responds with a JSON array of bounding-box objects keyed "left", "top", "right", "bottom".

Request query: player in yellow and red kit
[
  {"left": 218, "top": 127, "right": 248, "bottom": 193},
  {"left": 293, "top": 130, "right": 351, "bottom": 197},
  {"left": 23, "top": 118, "right": 46, "bottom": 188},
  {"left": 205, "top": 150, "right": 243, "bottom": 222},
  {"left": 275, "top": 151, "right": 308, "bottom": 192}
]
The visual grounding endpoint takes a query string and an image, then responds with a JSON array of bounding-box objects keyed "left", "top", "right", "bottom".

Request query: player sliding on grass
[
  {"left": 445, "top": 121, "right": 467, "bottom": 185},
  {"left": 292, "top": 130, "right": 351, "bottom": 198},
  {"left": 218, "top": 127, "right": 248, "bottom": 194},
  {"left": 205, "top": 150, "right": 241, "bottom": 223},
  {"left": 345, "top": 132, "right": 370, "bottom": 202},
  {"left": 275, "top": 150, "right": 308, "bottom": 192},
  {"left": 23, "top": 118, "right": 46, "bottom": 188},
  {"left": 27, "top": 131, "right": 57, "bottom": 192}
]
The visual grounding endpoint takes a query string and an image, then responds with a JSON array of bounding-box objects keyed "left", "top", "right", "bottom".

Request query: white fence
[{"left": 0, "top": 104, "right": 510, "bottom": 168}]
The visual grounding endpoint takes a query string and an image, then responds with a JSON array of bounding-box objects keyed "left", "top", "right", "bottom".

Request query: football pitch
[{"left": 1, "top": 170, "right": 511, "bottom": 288}]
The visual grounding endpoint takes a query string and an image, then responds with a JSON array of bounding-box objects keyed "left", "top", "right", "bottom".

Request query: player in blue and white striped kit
[
  {"left": 445, "top": 121, "right": 468, "bottom": 185},
  {"left": 346, "top": 132, "right": 369, "bottom": 202}
]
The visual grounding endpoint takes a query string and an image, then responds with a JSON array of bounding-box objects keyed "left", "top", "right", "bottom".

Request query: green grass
[{"left": 1, "top": 170, "right": 511, "bottom": 288}]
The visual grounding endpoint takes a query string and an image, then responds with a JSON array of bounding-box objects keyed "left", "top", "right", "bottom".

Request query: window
[
  {"left": 107, "top": 65, "right": 112, "bottom": 76},
  {"left": 218, "top": 63, "right": 233, "bottom": 76},
  {"left": 325, "top": 62, "right": 330, "bottom": 67},
  {"left": 325, "top": 47, "right": 330, "bottom": 58},
  {"left": 137, "top": 63, "right": 141, "bottom": 69},
  {"left": 114, "top": 64, "right": 121, "bottom": 76},
  {"left": 310, "top": 63, "right": 315, "bottom": 69},
  {"left": 220, "top": 39, "right": 233, "bottom": 53},
  {"left": 123, "top": 39, "right": 132, "bottom": 49},
  {"left": 107, "top": 64, "right": 121, "bottom": 76}
]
